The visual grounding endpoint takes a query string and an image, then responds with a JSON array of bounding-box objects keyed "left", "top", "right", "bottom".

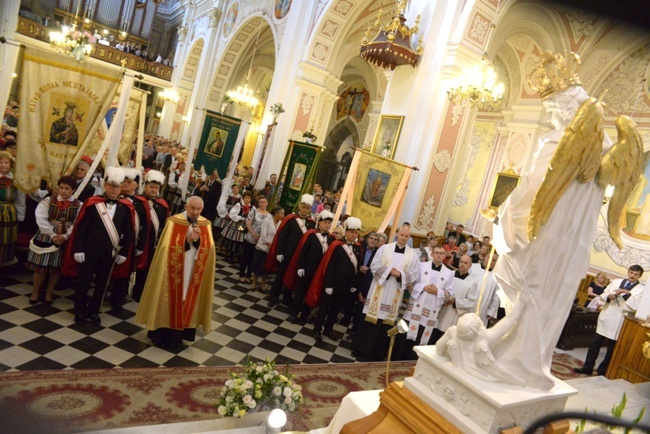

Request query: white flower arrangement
[
  {"left": 216, "top": 357, "right": 304, "bottom": 418},
  {"left": 50, "top": 28, "right": 96, "bottom": 61}
]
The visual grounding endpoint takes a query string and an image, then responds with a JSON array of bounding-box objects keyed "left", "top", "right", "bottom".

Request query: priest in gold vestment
[{"left": 135, "top": 196, "right": 216, "bottom": 350}]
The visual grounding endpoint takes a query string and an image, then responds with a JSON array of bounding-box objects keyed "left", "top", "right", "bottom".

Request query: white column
[{"left": 0, "top": 1, "right": 21, "bottom": 111}]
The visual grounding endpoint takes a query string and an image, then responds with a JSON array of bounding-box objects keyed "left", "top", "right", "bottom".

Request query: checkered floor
[{"left": 0, "top": 256, "right": 357, "bottom": 371}]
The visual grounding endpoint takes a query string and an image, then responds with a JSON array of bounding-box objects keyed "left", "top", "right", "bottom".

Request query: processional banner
[
  {"left": 193, "top": 111, "right": 242, "bottom": 179},
  {"left": 85, "top": 85, "right": 146, "bottom": 166},
  {"left": 14, "top": 47, "right": 121, "bottom": 193},
  {"left": 336, "top": 149, "right": 411, "bottom": 234},
  {"left": 274, "top": 140, "right": 322, "bottom": 212}
]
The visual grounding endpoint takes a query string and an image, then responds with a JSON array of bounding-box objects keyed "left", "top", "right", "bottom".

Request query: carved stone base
[
  {"left": 340, "top": 381, "right": 462, "bottom": 434},
  {"left": 403, "top": 346, "right": 578, "bottom": 434}
]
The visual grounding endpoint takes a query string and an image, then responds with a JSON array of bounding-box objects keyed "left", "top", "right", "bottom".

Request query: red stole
[
  {"left": 167, "top": 220, "right": 212, "bottom": 329},
  {"left": 304, "top": 240, "right": 345, "bottom": 308},
  {"left": 282, "top": 229, "right": 318, "bottom": 290}
]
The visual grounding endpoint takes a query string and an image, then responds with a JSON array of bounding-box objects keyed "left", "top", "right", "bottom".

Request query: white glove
[
  {"left": 115, "top": 255, "right": 127, "bottom": 265},
  {"left": 74, "top": 252, "right": 85, "bottom": 263},
  {"left": 135, "top": 250, "right": 143, "bottom": 256},
  {"left": 297, "top": 269, "right": 305, "bottom": 277},
  {"left": 325, "top": 288, "right": 333, "bottom": 295},
  {"left": 276, "top": 255, "right": 284, "bottom": 263},
  {"left": 350, "top": 287, "right": 356, "bottom": 293}
]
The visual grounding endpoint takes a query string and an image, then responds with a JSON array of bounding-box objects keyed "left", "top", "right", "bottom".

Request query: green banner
[
  {"left": 194, "top": 111, "right": 241, "bottom": 178},
  {"left": 276, "top": 140, "right": 321, "bottom": 212}
]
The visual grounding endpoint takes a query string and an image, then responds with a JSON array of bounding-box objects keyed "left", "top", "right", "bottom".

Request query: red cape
[
  {"left": 62, "top": 196, "right": 136, "bottom": 278},
  {"left": 304, "top": 240, "right": 345, "bottom": 308},
  {"left": 264, "top": 214, "right": 315, "bottom": 273},
  {"left": 282, "top": 229, "right": 318, "bottom": 290}
]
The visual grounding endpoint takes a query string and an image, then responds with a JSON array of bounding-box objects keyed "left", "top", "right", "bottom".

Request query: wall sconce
[{"left": 159, "top": 88, "right": 180, "bottom": 104}]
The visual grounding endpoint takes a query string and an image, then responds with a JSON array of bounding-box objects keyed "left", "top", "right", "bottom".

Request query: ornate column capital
[{"left": 208, "top": 8, "right": 222, "bottom": 28}]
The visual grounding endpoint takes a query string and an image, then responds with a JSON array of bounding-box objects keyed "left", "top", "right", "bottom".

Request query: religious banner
[
  {"left": 85, "top": 85, "right": 146, "bottom": 166},
  {"left": 193, "top": 111, "right": 242, "bottom": 179},
  {"left": 14, "top": 47, "right": 121, "bottom": 193},
  {"left": 334, "top": 149, "right": 411, "bottom": 235},
  {"left": 273, "top": 140, "right": 322, "bottom": 212}
]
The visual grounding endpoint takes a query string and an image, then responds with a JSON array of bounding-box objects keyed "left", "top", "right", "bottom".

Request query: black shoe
[
  {"left": 288, "top": 315, "right": 298, "bottom": 324},
  {"left": 268, "top": 299, "right": 277, "bottom": 308},
  {"left": 313, "top": 331, "right": 322, "bottom": 342},
  {"left": 573, "top": 367, "right": 593, "bottom": 375},
  {"left": 339, "top": 317, "right": 351, "bottom": 327},
  {"left": 324, "top": 330, "right": 338, "bottom": 342},
  {"left": 112, "top": 305, "right": 124, "bottom": 314},
  {"left": 88, "top": 314, "right": 101, "bottom": 325},
  {"left": 74, "top": 315, "right": 87, "bottom": 325}
]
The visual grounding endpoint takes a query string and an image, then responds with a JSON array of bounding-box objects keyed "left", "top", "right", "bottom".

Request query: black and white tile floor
[{"left": 0, "top": 257, "right": 356, "bottom": 371}]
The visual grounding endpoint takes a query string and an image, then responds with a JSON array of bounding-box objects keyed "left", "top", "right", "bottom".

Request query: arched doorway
[{"left": 318, "top": 118, "right": 359, "bottom": 191}]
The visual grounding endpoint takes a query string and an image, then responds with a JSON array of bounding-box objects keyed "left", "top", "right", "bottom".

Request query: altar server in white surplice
[
  {"left": 432, "top": 255, "right": 479, "bottom": 344},
  {"left": 471, "top": 252, "right": 501, "bottom": 326},
  {"left": 393, "top": 244, "right": 454, "bottom": 361},
  {"left": 351, "top": 225, "right": 419, "bottom": 362}
]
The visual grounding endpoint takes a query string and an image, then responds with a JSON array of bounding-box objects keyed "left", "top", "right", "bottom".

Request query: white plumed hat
[
  {"left": 344, "top": 216, "right": 362, "bottom": 230},
  {"left": 145, "top": 170, "right": 166, "bottom": 185},
  {"left": 318, "top": 210, "right": 334, "bottom": 222},
  {"left": 123, "top": 168, "right": 141, "bottom": 182},
  {"left": 104, "top": 167, "right": 125, "bottom": 184},
  {"left": 300, "top": 194, "right": 314, "bottom": 206}
]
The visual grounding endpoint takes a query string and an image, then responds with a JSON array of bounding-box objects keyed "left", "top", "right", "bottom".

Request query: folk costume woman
[
  {"left": 27, "top": 176, "right": 82, "bottom": 305},
  {"left": 214, "top": 183, "right": 241, "bottom": 252},
  {"left": 220, "top": 190, "right": 252, "bottom": 263},
  {"left": 0, "top": 151, "right": 26, "bottom": 266}
]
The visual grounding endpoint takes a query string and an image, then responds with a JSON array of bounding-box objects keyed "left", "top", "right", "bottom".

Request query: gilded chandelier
[
  {"left": 226, "top": 27, "right": 261, "bottom": 110},
  {"left": 447, "top": 63, "right": 504, "bottom": 111}
]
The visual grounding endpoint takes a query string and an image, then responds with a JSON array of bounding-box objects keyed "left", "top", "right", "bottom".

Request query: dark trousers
[
  {"left": 583, "top": 333, "right": 616, "bottom": 375},
  {"left": 351, "top": 296, "right": 365, "bottom": 333},
  {"left": 314, "top": 290, "right": 348, "bottom": 333},
  {"left": 111, "top": 276, "right": 129, "bottom": 308},
  {"left": 132, "top": 267, "right": 149, "bottom": 302},
  {"left": 352, "top": 320, "right": 391, "bottom": 361},
  {"left": 74, "top": 255, "right": 113, "bottom": 316},
  {"left": 269, "top": 261, "right": 290, "bottom": 303},
  {"left": 290, "top": 276, "right": 312, "bottom": 318},
  {"left": 393, "top": 324, "right": 438, "bottom": 361},
  {"left": 250, "top": 249, "right": 267, "bottom": 276},
  {"left": 239, "top": 241, "right": 256, "bottom": 278},
  {"left": 340, "top": 291, "right": 357, "bottom": 322}
]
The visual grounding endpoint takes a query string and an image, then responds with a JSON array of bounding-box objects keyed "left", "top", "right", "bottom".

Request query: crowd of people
[{"left": 0, "top": 117, "right": 644, "bottom": 370}]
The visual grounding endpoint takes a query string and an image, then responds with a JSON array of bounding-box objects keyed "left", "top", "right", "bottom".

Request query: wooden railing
[{"left": 16, "top": 16, "right": 173, "bottom": 82}]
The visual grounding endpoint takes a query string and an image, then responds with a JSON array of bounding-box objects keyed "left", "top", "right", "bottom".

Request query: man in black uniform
[
  {"left": 267, "top": 194, "right": 316, "bottom": 307},
  {"left": 132, "top": 170, "right": 169, "bottom": 302},
  {"left": 110, "top": 168, "right": 148, "bottom": 313},
  {"left": 65, "top": 167, "right": 134, "bottom": 325},
  {"left": 287, "top": 210, "right": 335, "bottom": 324},
  {"left": 195, "top": 169, "right": 221, "bottom": 224},
  {"left": 312, "top": 216, "right": 362, "bottom": 342}
]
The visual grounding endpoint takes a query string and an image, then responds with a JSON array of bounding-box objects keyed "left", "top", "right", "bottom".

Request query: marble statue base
[{"left": 403, "top": 346, "right": 578, "bottom": 434}]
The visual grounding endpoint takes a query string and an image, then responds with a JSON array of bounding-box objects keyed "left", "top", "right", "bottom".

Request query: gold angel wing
[
  {"left": 527, "top": 97, "right": 605, "bottom": 242},
  {"left": 596, "top": 115, "right": 644, "bottom": 250}
]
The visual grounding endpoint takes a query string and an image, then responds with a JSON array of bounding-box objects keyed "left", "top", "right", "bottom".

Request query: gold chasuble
[{"left": 135, "top": 214, "right": 215, "bottom": 332}]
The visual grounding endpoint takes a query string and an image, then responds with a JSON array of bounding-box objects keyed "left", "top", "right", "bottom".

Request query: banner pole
[{"left": 135, "top": 91, "right": 147, "bottom": 170}]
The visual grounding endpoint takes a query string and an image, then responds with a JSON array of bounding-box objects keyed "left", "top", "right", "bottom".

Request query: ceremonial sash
[
  {"left": 296, "top": 217, "right": 308, "bottom": 234},
  {"left": 149, "top": 200, "right": 160, "bottom": 242},
  {"left": 316, "top": 233, "right": 329, "bottom": 253},
  {"left": 96, "top": 202, "right": 120, "bottom": 252},
  {"left": 342, "top": 244, "right": 358, "bottom": 269}
]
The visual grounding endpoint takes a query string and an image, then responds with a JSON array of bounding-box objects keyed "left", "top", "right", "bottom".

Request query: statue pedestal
[{"left": 403, "top": 346, "right": 578, "bottom": 433}]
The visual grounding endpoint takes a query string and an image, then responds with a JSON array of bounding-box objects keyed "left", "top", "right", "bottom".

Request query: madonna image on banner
[
  {"left": 289, "top": 163, "right": 306, "bottom": 191},
  {"left": 361, "top": 168, "right": 391, "bottom": 207},
  {"left": 275, "top": 0, "right": 292, "bottom": 19},
  {"left": 489, "top": 171, "right": 521, "bottom": 209},
  {"left": 47, "top": 94, "right": 89, "bottom": 147},
  {"left": 205, "top": 127, "right": 228, "bottom": 157}
]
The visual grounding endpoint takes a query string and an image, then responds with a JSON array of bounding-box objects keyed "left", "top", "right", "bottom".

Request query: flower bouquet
[
  {"left": 302, "top": 128, "right": 317, "bottom": 143},
  {"left": 216, "top": 357, "right": 303, "bottom": 418},
  {"left": 270, "top": 103, "right": 285, "bottom": 125},
  {"left": 50, "top": 28, "right": 96, "bottom": 61}
]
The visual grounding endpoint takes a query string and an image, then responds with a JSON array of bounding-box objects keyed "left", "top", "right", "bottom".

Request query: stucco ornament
[
  {"left": 432, "top": 150, "right": 452, "bottom": 173},
  {"left": 416, "top": 194, "right": 436, "bottom": 229}
]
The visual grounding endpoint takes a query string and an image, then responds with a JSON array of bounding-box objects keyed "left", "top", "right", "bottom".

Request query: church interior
[{"left": 1, "top": 0, "right": 650, "bottom": 432}]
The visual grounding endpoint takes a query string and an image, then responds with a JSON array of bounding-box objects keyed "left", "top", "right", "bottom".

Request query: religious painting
[
  {"left": 289, "top": 162, "right": 306, "bottom": 191},
  {"left": 621, "top": 150, "right": 650, "bottom": 240},
  {"left": 489, "top": 170, "right": 521, "bottom": 209},
  {"left": 46, "top": 93, "right": 90, "bottom": 147},
  {"left": 223, "top": 2, "right": 238, "bottom": 39},
  {"left": 275, "top": 0, "right": 292, "bottom": 19},
  {"left": 370, "top": 115, "right": 404, "bottom": 160},
  {"left": 205, "top": 127, "right": 228, "bottom": 158},
  {"left": 336, "top": 82, "right": 370, "bottom": 122},
  {"left": 361, "top": 168, "right": 391, "bottom": 207}
]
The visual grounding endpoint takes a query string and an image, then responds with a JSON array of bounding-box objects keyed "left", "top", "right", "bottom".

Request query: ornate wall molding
[
  {"left": 450, "top": 99, "right": 467, "bottom": 127},
  {"left": 593, "top": 210, "right": 650, "bottom": 270},
  {"left": 417, "top": 194, "right": 437, "bottom": 230},
  {"left": 433, "top": 150, "right": 453, "bottom": 173}
]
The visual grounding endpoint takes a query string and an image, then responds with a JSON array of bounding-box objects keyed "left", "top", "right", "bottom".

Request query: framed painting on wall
[
  {"left": 370, "top": 114, "right": 404, "bottom": 159},
  {"left": 489, "top": 170, "right": 521, "bottom": 209}
]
